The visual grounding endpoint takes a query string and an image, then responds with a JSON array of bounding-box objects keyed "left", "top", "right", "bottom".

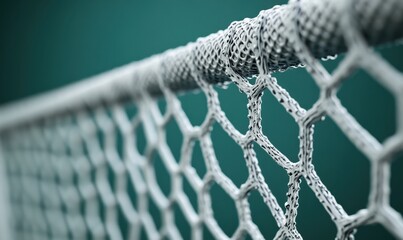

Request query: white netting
[{"left": 1, "top": 0, "right": 403, "bottom": 239}]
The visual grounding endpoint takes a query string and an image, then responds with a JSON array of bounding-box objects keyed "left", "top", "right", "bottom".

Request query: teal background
[{"left": 1, "top": 1, "right": 403, "bottom": 239}]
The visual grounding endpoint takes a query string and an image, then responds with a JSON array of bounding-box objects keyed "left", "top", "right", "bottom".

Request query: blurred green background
[{"left": 1, "top": 1, "right": 402, "bottom": 239}]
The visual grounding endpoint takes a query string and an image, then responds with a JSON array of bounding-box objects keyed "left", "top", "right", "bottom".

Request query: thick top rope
[{"left": 0, "top": 0, "right": 402, "bottom": 130}]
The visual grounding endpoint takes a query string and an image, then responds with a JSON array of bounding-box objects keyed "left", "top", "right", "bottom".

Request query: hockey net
[{"left": 1, "top": 0, "right": 403, "bottom": 239}]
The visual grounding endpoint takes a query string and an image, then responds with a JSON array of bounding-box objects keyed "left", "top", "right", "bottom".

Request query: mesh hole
[
  {"left": 123, "top": 102, "right": 138, "bottom": 120},
  {"left": 271, "top": 66, "right": 319, "bottom": 109},
  {"left": 106, "top": 162, "right": 117, "bottom": 192},
  {"left": 337, "top": 69, "right": 396, "bottom": 143},
  {"left": 313, "top": 117, "right": 369, "bottom": 214},
  {"left": 165, "top": 119, "right": 183, "bottom": 162},
  {"left": 376, "top": 44, "right": 403, "bottom": 72},
  {"left": 179, "top": 90, "right": 207, "bottom": 126},
  {"left": 203, "top": 224, "right": 216, "bottom": 240},
  {"left": 152, "top": 152, "right": 172, "bottom": 197},
  {"left": 157, "top": 98, "right": 167, "bottom": 116},
  {"left": 246, "top": 76, "right": 258, "bottom": 85},
  {"left": 191, "top": 141, "right": 207, "bottom": 178},
  {"left": 297, "top": 180, "right": 337, "bottom": 239},
  {"left": 182, "top": 176, "right": 198, "bottom": 212},
  {"left": 173, "top": 203, "right": 192, "bottom": 240},
  {"left": 117, "top": 205, "right": 129, "bottom": 239},
  {"left": 215, "top": 82, "right": 249, "bottom": 133},
  {"left": 244, "top": 233, "right": 253, "bottom": 240},
  {"left": 355, "top": 224, "right": 396, "bottom": 240},
  {"left": 211, "top": 123, "right": 248, "bottom": 187},
  {"left": 134, "top": 123, "right": 147, "bottom": 156},
  {"left": 139, "top": 226, "right": 147, "bottom": 240},
  {"left": 126, "top": 174, "right": 138, "bottom": 211},
  {"left": 261, "top": 88, "right": 300, "bottom": 161},
  {"left": 248, "top": 190, "right": 279, "bottom": 239},
  {"left": 148, "top": 196, "right": 162, "bottom": 231},
  {"left": 115, "top": 127, "right": 124, "bottom": 160},
  {"left": 210, "top": 182, "right": 238, "bottom": 236},
  {"left": 96, "top": 122, "right": 106, "bottom": 150}
]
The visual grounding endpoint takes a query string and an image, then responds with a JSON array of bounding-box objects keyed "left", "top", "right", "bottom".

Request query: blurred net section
[{"left": 1, "top": 0, "right": 403, "bottom": 239}]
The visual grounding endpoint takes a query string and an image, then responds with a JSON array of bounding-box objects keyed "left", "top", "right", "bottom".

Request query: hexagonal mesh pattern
[{"left": 1, "top": 0, "right": 403, "bottom": 239}]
